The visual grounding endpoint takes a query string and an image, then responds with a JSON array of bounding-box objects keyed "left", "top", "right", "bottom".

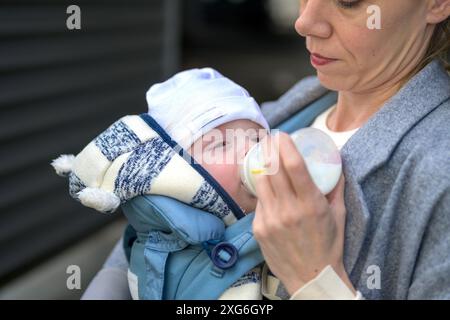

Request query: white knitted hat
[{"left": 146, "top": 68, "right": 269, "bottom": 149}]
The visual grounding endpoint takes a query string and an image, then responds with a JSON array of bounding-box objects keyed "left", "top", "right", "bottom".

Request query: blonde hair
[{"left": 416, "top": 18, "right": 450, "bottom": 74}]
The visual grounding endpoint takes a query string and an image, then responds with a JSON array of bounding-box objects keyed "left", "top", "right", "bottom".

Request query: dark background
[{"left": 0, "top": 0, "right": 313, "bottom": 298}]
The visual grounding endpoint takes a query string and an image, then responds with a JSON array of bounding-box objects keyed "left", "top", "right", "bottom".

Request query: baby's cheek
[{"left": 204, "top": 163, "right": 239, "bottom": 195}]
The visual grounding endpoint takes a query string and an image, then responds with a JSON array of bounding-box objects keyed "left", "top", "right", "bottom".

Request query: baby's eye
[{"left": 214, "top": 141, "right": 228, "bottom": 149}]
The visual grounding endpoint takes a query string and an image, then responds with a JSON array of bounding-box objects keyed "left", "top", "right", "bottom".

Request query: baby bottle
[{"left": 240, "top": 128, "right": 342, "bottom": 197}]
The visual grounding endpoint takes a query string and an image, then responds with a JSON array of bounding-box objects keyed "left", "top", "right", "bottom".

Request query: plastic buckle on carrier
[{"left": 210, "top": 242, "right": 239, "bottom": 269}]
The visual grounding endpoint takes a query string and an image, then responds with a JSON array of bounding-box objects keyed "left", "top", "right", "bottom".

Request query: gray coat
[
  {"left": 340, "top": 60, "right": 450, "bottom": 299},
  {"left": 83, "top": 60, "right": 450, "bottom": 300}
]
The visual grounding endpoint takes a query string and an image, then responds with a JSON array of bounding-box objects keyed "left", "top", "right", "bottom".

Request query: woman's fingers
[
  {"left": 326, "top": 173, "right": 347, "bottom": 223},
  {"left": 264, "top": 137, "right": 297, "bottom": 202},
  {"left": 254, "top": 132, "right": 324, "bottom": 216},
  {"left": 254, "top": 173, "right": 274, "bottom": 212},
  {"left": 253, "top": 175, "right": 273, "bottom": 241},
  {"left": 275, "top": 133, "right": 320, "bottom": 199},
  {"left": 326, "top": 173, "right": 346, "bottom": 216},
  {"left": 326, "top": 173, "right": 345, "bottom": 205},
  {"left": 253, "top": 200, "right": 267, "bottom": 240},
  {"left": 251, "top": 134, "right": 351, "bottom": 296}
]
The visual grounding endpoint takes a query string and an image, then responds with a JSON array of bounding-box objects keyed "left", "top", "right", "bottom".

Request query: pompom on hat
[{"left": 51, "top": 68, "right": 269, "bottom": 223}]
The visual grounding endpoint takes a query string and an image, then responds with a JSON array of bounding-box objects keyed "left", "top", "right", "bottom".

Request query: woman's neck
[
  {"left": 327, "top": 80, "right": 404, "bottom": 132},
  {"left": 327, "top": 40, "right": 431, "bottom": 133}
]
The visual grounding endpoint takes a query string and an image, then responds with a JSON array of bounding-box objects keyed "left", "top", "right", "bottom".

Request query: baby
[{"left": 52, "top": 68, "right": 271, "bottom": 299}]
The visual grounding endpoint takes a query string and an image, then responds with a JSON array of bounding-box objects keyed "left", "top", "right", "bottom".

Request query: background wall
[
  {"left": 182, "top": 0, "right": 314, "bottom": 103},
  {"left": 0, "top": 0, "right": 314, "bottom": 299}
]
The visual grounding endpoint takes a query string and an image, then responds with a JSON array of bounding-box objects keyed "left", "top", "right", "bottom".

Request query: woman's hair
[{"left": 417, "top": 18, "right": 450, "bottom": 73}]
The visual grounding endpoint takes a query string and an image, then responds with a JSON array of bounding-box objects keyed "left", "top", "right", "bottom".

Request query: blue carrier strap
[
  {"left": 122, "top": 195, "right": 264, "bottom": 300},
  {"left": 172, "top": 212, "right": 261, "bottom": 299},
  {"left": 122, "top": 194, "right": 226, "bottom": 300},
  {"left": 123, "top": 195, "right": 226, "bottom": 245},
  {"left": 276, "top": 91, "right": 337, "bottom": 133}
]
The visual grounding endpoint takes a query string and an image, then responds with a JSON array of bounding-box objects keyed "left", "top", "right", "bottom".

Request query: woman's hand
[{"left": 252, "top": 132, "right": 355, "bottom": 296}]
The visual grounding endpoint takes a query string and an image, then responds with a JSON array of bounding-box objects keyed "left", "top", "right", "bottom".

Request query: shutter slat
[
  {"left": 0, "top": 4, "right": 164, "bottom": 36},
  {"left": 0, "top": 75, "right": 154, "bottom": 143},
  {"left": 1, "top": 31, "right": 162, "bottom": 73},
  {"left": 0, "top": 53, "right": 161, "bottom": 109}
]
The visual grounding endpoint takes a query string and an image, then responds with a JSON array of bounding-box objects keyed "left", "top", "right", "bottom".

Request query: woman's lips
[{"left": 310, "top": 53, "right": 338, "bottom": 67}]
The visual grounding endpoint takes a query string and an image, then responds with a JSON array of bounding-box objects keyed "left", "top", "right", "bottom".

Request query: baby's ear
[{"left": 426, "top": 0, "right": 450, "bottom": 24}]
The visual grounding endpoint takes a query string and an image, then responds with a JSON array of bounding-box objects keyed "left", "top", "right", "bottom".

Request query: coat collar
[
  {"left": 339, "top": 60, "right": 450, "bottom": 274},
  {"left": 341, "top": 60, "right": 450, "bottom": 184}
]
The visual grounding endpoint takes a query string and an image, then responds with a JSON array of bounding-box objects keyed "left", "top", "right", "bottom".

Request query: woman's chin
[{"left": 316, "top": 72, "right": 353, "bottom": 92}]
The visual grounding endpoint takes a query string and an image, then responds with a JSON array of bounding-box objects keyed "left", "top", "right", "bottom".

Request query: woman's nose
[{"left": 295, "top": 0, "right": 332, "bottom": 39}]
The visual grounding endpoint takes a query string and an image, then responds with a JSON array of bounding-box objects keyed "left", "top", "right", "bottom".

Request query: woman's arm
[
  {"left": 81, "top": 236, "right": 131, "bottom": 300},
  {"left": 253, "top": 133, "right": 356, "bottom": 296}
]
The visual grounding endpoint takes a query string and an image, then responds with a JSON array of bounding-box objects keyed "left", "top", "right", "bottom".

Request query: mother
[
  {"left": 254, "top": 0, "right": 450, "bottom": 299},
  {"left": 84, "top": 0, "right": 450, "bottom": 299}
]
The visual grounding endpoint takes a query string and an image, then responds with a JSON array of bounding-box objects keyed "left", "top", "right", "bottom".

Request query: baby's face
[{"left": 188, "top": 120, "right": 267, "bottom": 214}]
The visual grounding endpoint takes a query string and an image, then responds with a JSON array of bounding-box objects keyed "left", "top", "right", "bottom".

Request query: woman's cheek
[{"left": 335, "top": 20, "right": 398, "bottom": 89}]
